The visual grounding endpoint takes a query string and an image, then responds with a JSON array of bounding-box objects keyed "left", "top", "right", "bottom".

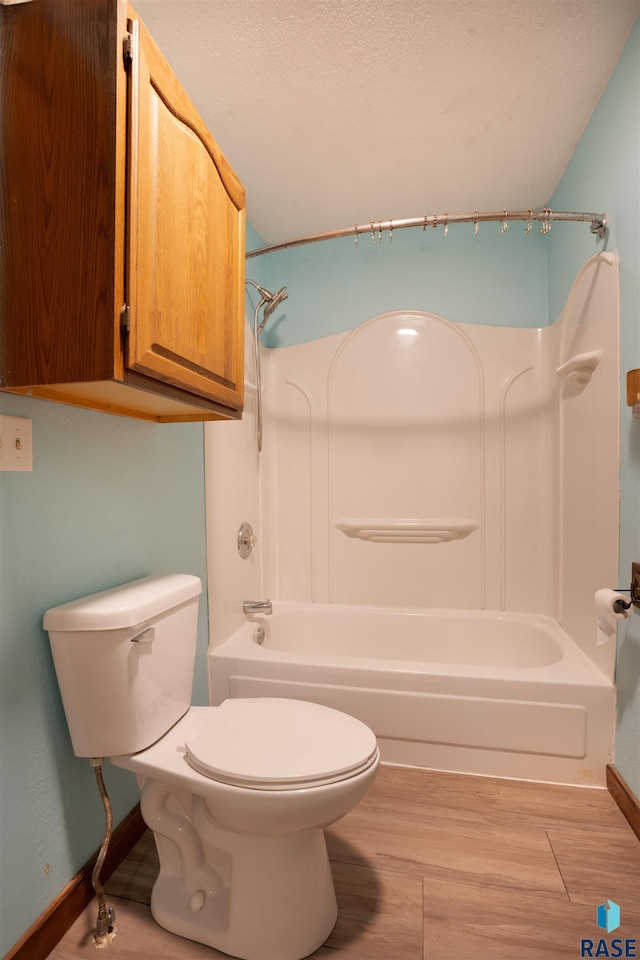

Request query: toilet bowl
[
  {"left": 44, "top": 575, "right": 379, "bottom": 960},
  {"left": 113, "top": 700, "right": 379, "bottom": 960}
]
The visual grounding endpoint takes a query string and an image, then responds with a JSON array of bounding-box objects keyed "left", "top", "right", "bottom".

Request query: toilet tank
[{"left": 44, "top": 574, "right": 202, "bottom": 758}]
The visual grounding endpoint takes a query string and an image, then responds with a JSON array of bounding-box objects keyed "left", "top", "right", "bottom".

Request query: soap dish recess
[{"left": 335, "top": 519, "right": 478, "bottom": 544}]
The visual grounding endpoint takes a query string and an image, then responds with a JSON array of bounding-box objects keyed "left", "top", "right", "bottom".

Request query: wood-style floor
[{"left": 49, "top": 764, "right": 640, "bottom": 959}]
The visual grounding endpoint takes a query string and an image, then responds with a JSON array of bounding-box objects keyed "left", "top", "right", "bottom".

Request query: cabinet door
[{"left": 126, "top": 14, "right": 245, "bottom": 412}]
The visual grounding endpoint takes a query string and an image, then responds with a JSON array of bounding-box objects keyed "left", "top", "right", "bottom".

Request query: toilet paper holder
[
  {"left": 616, "top": 564, "right": 640, "bottom": 610},
  {"left": 613, "top": 595, "right": 633, "bottom": 613}
]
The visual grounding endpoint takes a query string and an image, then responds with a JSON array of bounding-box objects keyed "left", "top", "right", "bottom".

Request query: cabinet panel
[
  {"left": 1, "top": 0, "right": 245, "bottom": 423},
  {"left": 0, "top": 0, "right": 123, "bottom": 387},
  {"left": 126, "top": 16, "right": 245, "bottom": 412}
]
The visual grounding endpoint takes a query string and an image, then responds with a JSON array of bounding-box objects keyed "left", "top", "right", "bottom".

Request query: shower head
[
  {"left": 246, "top": 278, "right": 288, "bottom": 332},
  {"left": 260, "top": 286, "right": 288, "bottom": 328}
]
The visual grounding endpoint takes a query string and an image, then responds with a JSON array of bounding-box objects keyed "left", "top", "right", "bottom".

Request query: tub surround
[
  {"left": 206, "top": 251, "right": 621, "bottom": 787},
  {"left": 260, "top": 252, "right": 619, "bottom": 679}
]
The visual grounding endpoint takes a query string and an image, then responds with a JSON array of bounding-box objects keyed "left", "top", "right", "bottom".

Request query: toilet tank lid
[{"left": 43, "top": 574, "right": 202, "bottom": 632}]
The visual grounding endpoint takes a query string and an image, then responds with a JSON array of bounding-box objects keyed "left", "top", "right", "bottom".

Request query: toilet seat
[{"left": 184, "top": 698, "right": 379, "bottom": 790}]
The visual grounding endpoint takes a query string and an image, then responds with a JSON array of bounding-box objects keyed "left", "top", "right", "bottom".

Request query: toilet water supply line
[{"left": 90, "top": 758, "right": 117, "bottom": 949}]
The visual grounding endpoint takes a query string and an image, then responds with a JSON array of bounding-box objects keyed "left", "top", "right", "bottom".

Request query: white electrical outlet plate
[{"left": 0, "top": 415, "right": 33, "bottom": 471}]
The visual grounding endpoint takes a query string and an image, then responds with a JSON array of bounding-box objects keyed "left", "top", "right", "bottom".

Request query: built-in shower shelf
[
  {"left": 555, "top": 350, "right": 602, "bottom": 386},
  {"left": 335, "top": 519, "right": 479, "bottom": 544}
]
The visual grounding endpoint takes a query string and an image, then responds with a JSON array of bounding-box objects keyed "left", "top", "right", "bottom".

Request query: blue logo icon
[
  {"left": 580, "top": 900, "right": 635, "bottom": 957},
  {"left": 597, "top": 900, "right": 621, "bottom": 934}
]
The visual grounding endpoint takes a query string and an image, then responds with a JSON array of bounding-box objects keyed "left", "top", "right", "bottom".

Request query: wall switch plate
[{"left": 0, "top": 415, "right": 33, "bottom": 471}]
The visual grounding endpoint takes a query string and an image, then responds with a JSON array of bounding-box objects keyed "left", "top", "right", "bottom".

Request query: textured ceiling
[{"left": 134, "top": 0, "right": 639, "bottom": 245}]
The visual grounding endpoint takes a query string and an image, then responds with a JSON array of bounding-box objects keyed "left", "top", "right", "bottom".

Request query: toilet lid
[{"left": 184, "top": 698, "right": 379, "bottom": 790}]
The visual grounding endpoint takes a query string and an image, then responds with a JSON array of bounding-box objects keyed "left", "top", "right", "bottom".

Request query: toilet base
[{"left": 142, "top": 779, "right": 338, "bottom": 960}]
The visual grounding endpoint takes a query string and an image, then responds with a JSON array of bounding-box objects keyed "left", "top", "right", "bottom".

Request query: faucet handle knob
[{"left": 238, "top": 522, "right": 257, "bottom": 559}]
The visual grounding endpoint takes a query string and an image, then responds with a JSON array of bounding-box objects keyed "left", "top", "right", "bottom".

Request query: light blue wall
[
  {"left": 548, "top": 20, "right": 640, "bottom": 801},
  {"left": 0, "top": 394, "right": 209, "bottom": 955},
  {"left": 259, "top": 224, "right": 550, "bottom": 349}
]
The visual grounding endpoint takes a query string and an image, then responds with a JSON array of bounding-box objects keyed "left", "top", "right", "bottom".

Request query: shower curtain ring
[
  {"left": 432, "top": 214, "right": 438, "bottom": 229},
  {"left": 371, "top": 222, "right": 375, "bottom": 244},
  {"left": 423, "top": 214, "right": 428, "bottom": 231},
  {"left": 501, "top": 210, "right": 508, "bottom": 233},
  {"left": 444, "top": 213, "right": 449, "bottom": 237},
  {"left": 525, "top": 210, "right": 533, "bottom": 235},
  {"left": 474, "top": 211, "right": 479, "bottom": 236},
  {"left": 389, "top": 219, "right": 393, "bottom": 243},
  {"left": 354, "top": 225, "right": 359, "bottom": 247},
  {"left": 541, "top": 208, "right": 552, "bottom": 234},
  {"left": 378, "top": 221, "right": 382, "bottom": 244}
]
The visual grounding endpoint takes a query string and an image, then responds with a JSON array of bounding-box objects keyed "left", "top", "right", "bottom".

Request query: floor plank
[
  {"left": 48, "top": 764, "right": 640, "bottom": 960},
  {"left": 423, "top": 880, "right": 593, "bottom": 960},
  {"left": 363, "top": 764, "right": 634, "bottom": 834},
  {"left": 317, "top": 861, "right": 423, "bottom": 959},
  {"left": 547, "top": 827, "right": 640, "bottom": 909},
  {"left": 326, "top": 811, "right": 568, "bottom": 896},
  {"left": 48, "top": 897, "right": 224, "bottom": 960},
  {"left": 105, "top": 832, "right": 158, "bottom": 905}
]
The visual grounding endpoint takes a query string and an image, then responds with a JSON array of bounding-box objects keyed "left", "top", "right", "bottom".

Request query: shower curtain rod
[{"left": 245, "top": 208, "right": 607, "bottom": 259}]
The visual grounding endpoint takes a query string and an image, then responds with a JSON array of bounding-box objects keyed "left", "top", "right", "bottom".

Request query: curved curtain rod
[{"left": 246, "top": 208, "right": 607, "bottom": 259}]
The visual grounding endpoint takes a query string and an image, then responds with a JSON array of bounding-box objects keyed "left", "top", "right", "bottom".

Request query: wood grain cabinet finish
[{"left": 1, "top": 0, "right": 245, "bottom": 422}]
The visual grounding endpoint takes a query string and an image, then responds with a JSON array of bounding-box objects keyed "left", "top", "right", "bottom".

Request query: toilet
[{"left": 44, "top": 574, "right": 379, "bottom": 960}]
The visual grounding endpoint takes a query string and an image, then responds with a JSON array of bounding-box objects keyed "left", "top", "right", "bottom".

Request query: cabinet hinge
[
  {"left": 123, "top": 33, "right": 133, "bottom": 69},
  {"left": 120, "top": 304, "right": 131, "bottom": 335}
]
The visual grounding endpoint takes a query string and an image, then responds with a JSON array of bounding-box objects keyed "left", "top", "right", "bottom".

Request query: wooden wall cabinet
[{"left": 1, "top": 0, "right": 245, "bottom": 422}]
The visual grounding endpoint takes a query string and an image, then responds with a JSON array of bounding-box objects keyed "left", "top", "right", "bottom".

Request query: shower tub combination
[{"left": 211, "top": 603, "right": 615, "bottom": 786}]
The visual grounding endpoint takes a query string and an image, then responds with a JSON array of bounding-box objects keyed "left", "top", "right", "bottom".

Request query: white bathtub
[{"left": 209, "top": 604, "right": 615, "bottom": 786}]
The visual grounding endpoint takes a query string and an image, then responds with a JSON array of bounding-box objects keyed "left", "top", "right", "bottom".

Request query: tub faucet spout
[{"left": 243, "top": 600, "right": 272, "bottom": 616}]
